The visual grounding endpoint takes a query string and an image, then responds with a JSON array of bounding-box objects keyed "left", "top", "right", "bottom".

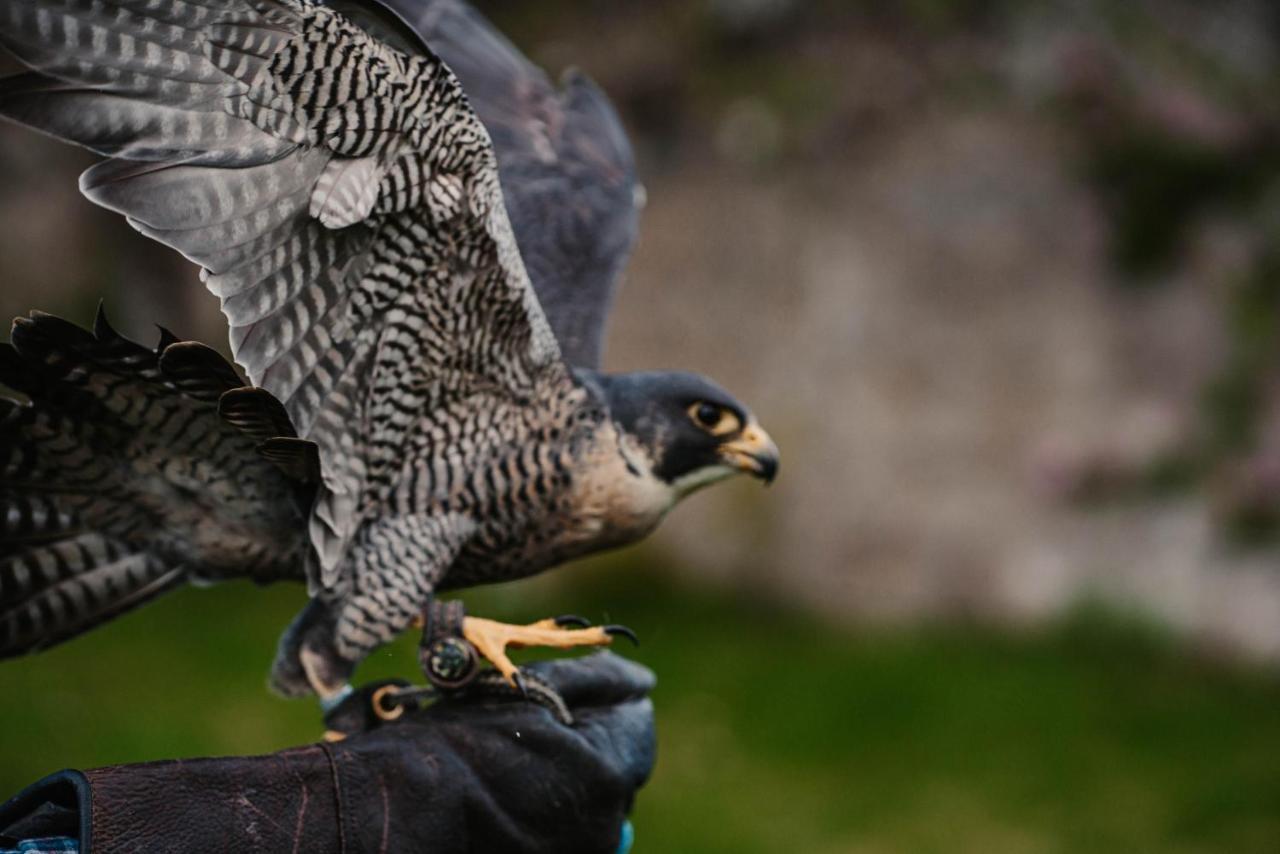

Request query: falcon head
[{"left": 596, "top": 371, "right": 779, "bottom": 496}]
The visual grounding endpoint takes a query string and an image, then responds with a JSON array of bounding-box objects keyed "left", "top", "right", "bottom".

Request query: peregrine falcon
[{"left": 0, "top": 0, "right": 779, "bottom": 699}]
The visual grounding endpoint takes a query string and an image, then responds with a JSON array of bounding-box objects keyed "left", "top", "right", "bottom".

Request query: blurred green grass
[{"left": 2, "top": 557, "right": 1278, "bottom": 853}]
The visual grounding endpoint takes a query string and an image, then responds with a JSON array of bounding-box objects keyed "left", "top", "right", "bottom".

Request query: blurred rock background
[{"left": 10, "top": 0, "right": 1279, "bottom": 655}]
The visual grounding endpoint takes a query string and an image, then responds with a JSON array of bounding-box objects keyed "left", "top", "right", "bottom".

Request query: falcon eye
[{"left": 688, "top": 402, "right": 740, "bottom": 436}]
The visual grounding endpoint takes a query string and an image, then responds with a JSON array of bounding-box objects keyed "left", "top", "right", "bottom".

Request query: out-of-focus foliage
[{"left": 1029, "top": 0, "right": 1280, "bottom": 546}]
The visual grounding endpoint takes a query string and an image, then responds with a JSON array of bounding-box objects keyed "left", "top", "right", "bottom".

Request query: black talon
[
  {"left": 512, "top": 671, "right": 530, "bottom": 699},
  {"left": 603, "top": 624, "right": 639, "bottom": 646},
  {"left": 554, "top": 614, "right": 592, "bottom": 628},
  {"left": 471, "top": 670, "right": 574, "bottom": 725}
]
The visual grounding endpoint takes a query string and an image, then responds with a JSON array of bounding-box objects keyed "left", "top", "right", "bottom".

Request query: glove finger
[
  {"left": 521, "top": 651, "right": 655, "bottom": 708},
  {"left": 571, "top": 696, "right": 657, "bottom": 792}
]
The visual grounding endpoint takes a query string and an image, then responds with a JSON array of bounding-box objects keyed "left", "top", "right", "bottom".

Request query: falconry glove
[{"left": 0, "top": 653, "right": 655, "bottom": 854}]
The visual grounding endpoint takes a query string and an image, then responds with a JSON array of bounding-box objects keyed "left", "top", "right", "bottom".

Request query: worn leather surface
[
  {"left": 85, "top": 746, "right": 337, "bottom": 853},
  {"left": 1, "top": 653, "right": 656, "bottom": 854}
]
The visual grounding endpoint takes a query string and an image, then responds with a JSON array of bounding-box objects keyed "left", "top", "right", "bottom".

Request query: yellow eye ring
[{"left": 688, "top": 402, "right": 740, "bottom": 436}]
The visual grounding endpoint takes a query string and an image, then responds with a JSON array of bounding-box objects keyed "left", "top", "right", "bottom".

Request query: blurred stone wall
[
  {"left": 622, "top": 122, "right": 1279, "bottom": 657},
  {"left": 3, "top": 0, "right": 1280, "bottom": 657}
]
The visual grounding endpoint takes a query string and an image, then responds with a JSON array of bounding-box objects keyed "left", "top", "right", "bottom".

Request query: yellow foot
[{"left": 462, "top": 615, "right": 637, "bottom": 687}]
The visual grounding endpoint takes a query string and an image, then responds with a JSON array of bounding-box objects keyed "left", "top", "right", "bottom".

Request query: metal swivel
[{"left": 421, "top": 635, "right": 481, "bottom": 689}]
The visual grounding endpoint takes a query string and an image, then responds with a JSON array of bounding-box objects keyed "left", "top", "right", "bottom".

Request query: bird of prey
[{"left": 0, "top": 0, "right": 779, "bottom": 700}]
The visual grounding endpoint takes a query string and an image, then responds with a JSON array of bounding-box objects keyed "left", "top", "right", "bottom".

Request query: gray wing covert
[
  {"left": 333, "top": 0, "right": 643, "bottom": 369},
  {"left": 0, "top": 0, "right": 562, "bottom": 591}
]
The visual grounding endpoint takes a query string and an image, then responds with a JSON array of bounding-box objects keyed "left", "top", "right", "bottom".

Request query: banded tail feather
[{"left": 0, "top": 308, "right": 311, "bottom": 658}]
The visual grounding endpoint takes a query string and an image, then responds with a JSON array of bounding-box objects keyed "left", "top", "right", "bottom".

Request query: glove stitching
[{"left": 318, "top": 742, "right": 346, "bottom": 854}]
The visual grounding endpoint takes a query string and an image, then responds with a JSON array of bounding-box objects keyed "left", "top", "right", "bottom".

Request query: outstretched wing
[
  {"left": 331, "top": 0, "right": 642, "bottom": 369},
  {"left": 0, "top": 0, "right": 563, "bottom": 589}
]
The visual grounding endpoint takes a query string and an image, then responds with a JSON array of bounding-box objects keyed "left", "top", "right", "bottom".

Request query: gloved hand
[{"left": 0, "top": 652, "right": 654, "bottom": 854}]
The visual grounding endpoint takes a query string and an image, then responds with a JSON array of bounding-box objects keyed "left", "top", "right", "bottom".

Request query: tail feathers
[
  {"left": 0, "top": 313, "right": 190, "bottom": 654},
  {"left": 0, "top": 489, "right": 81, "bottom": 558},
  {"left": 0, "top": 532, "right": 184, "bottom": 657},
  {"left": 0, "top": 309, "right": 312, "bottom": 658},
  {"left": 3, "top": 310, "right": 177, "bottom": 447},
  {"left": 0, "top": 394, "right": 115, "bottom": 500}
]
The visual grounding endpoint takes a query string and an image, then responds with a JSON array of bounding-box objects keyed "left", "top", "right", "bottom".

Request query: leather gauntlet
[{"left": 0, "top": 653, "right": 655, "bottom": 854}]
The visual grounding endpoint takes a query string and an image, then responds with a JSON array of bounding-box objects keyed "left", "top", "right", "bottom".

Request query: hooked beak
[{"left": 718, "top": 421, "right": 780, "bottom": 484}]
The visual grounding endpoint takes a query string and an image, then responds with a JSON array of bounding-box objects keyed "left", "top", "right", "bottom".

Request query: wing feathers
[
  {"left": 0, "top": 0, "right": 567, "bottom": 596},
  {"left": 310, "top": 156, "right": 383, "bottom": 229},
  {"left": 0, "top": 0, "right": 225, "bottom": 86},
  {"left": 368, "top": 0, "right": 642, "bottom": 368},
  {"left": 257, "top": 437, "right": 321, "bottom": 483},
  {"left": 82, "top": 155, "right": 324, "bottom": 230},
  {"left": 205, "top": 221, "right": 351, "bottom": 299},
  {"left": 218, "top": 386, "right": 297, "bottom": 441},
  {"left": 158, "top": 341, "right": 245, "bottom": 402},
  {"left": 1, "top": 86, "right": 290, "bottom": 165}
]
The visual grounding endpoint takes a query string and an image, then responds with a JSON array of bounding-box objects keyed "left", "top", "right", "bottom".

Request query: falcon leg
[{"left": 272, "top": 599, "right": 358, "bottom": 705}]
